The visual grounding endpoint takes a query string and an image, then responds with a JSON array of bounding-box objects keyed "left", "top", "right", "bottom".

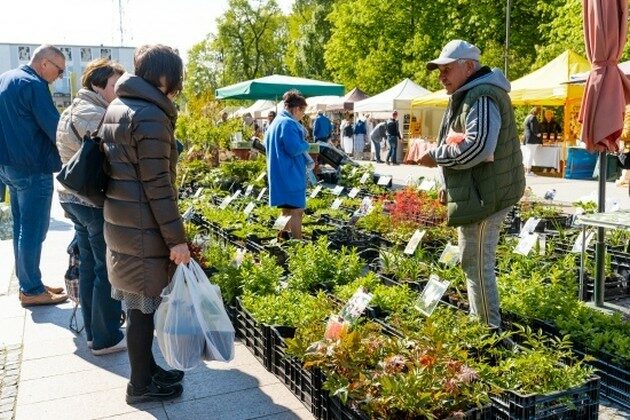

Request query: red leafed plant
[{"left": 386, "top": 188, "right": 446, "bottom": 227}]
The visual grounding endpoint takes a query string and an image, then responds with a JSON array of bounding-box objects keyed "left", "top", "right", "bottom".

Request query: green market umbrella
[{"left": 215, "top": 74, "right": 345, "bottom": 100}]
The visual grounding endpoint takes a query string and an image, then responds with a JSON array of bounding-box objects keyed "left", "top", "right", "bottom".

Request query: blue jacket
[
  {"left": 264, "top": 109, "right": 309, "bottom": 208},
  {"left": 0, "top": 65, "right": 61, "bottom": 173},
  {"left": 312, "top": 113, "right": 332, "bottom": 140}
]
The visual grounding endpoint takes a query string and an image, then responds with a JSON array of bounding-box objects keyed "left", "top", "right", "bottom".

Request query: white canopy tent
[
  {"left": 353, "top": 78, "right": 431, "bottom": 115},
  {"left": 232, "top": 99, "right": 277, "bottom": 119},
  {"left": 305, "top": 95, "right": 344, "bottom": 114}
]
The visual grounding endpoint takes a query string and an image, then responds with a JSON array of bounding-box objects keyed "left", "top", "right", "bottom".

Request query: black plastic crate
[
  {"left": 491, "top": 376, "right": 600, "bottom": 419},
  {"left": 270, "top": 326, "right": 296, "bottom": 385},
  {"left": 572, "top": 347, "right": 630, "bottom": 410},
  {"left": 235, "top": 299, "right": 272, "bottom": 369}
]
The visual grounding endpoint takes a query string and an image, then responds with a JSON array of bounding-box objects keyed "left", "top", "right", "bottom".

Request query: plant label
[
  {"left": 359, "top": 173, "right": 370, "bottom": 184},
  {"left": 419, "top": 179, "right": 435, "bottom": 191},
  {"left": 415, "top": 275, "right": 450, "bottom": 316},
  {"left": 348, "top": 187, "right": 360, "bottom": 198},
  {"left": 256, "top": 187, "right": 267, "bottom": 201},
  {"left": 339, "top": 287, "right": 373, "bottom": 323},
  {"left": 243, "top": 202, "right": 256, "bottom": 216},
  {"left": 377, "top": 175, "right": 392, "bottom": 186},
  {"left": 572, "top": 230, "right": 595, "bottom": 253},
  {"left": 232, "top": 189, "right": 242, "bottom": 200},
  {"left": 405, "top": 175, "right": 416, "bottom": 186},
  {"left": 219, "top": 195, "right": 233, "bottom": 210},
  {"left": 273, "top": 214, "right": 292, "bottom": 230},
  {"left": 194, "top": 187, "right": 204, "bottom": 198},
  {"left": 232, "top": 248, "right": 247, "bottom": 268},
  {"left": 358, "top": 197, "right": 373, "bottom": 215},
  {"left": 244, "top": 184, "right": 254, "bottom": 197},
  {"left": 351, "top": 167, "right": 358, "bottom": 176},
  {"left": 255, "top": 172, "right": 266, "bottom": 182},
  {"left": 538, "top": 235, "right": 546, "bottom": 256},
  {"left": 331, "top": 198, "right": 343, "bottom": 210},
  {"left": 404, "top": 229, "right": 426, "bottom": 255},
  {"left": 515, "top": 233, "right": 538, "bottom": 256},
  {"left": 332, "top": 185, "right": 344, "bottom": 196},
  {"left": 439, "top": 243, "right": 460, "bottom": 267},
  {"left": 310, "top": 185, "right": 323, "bottom": 198},
  {"left": 182, "top": 206, "right": 194, "bottom": 221},
  {"left": 520, "top": 217, "right": 540, "bottom": 237}
]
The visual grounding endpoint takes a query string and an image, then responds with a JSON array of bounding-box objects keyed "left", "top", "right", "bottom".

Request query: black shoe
[
  {"left": 377, "top": 160, "right": 383, "bottom": 163},
  {"left": 153, "top": 365, "right": 184, "bottom": 386},
  {"left": 126, "top": 380, "right": 183, "bottom": 404}
]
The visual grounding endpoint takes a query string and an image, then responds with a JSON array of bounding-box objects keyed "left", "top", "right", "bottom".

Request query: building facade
[{"left": 0, "top": 43, "right": 135, "bottom": 110}]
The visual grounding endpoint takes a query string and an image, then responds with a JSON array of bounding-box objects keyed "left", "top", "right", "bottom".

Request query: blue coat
[
  {"left": 312, "top": 114, "right": 332, "bottom": 140},
  {"left": 264, "top": 109, "right": 309, "bottom": 208},
  {"left": 0, "top": 65, "right": 61, "bottom": 173}
]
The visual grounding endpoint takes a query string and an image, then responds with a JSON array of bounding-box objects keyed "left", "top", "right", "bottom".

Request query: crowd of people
[{"left": 0, "top": 43, "right": 190, "bottom": 403}]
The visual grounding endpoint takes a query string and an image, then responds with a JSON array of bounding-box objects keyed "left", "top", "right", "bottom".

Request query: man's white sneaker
[{"left": 91, "top": 336, "right": 127, "bottom": 356}]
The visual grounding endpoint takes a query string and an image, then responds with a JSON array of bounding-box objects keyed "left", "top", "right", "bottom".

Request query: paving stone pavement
[{"left": 0, "top": 345, "right": 22, "bottom": 419}]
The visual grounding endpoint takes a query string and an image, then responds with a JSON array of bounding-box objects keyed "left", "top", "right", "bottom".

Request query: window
[
  {"left": 80, "top": 47, "right": 92, "bottom": 62},
  {"left": 100, "top": 48, "right": 112, "bottom": 60},
  {"left": 60, "top": 47, "right": 72, "bottom": 61},
  {"left": 18, "top": 46, "right": 30, "bottom": 61}
]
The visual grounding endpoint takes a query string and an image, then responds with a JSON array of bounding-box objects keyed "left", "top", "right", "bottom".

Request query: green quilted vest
[{"left": 440, "top": 84, "right": 525, "bottom": 226}]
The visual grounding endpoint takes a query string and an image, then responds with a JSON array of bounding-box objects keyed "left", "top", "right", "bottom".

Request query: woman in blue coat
[{"left": 264, "top": 90, "right": 309, "bottom": 239}]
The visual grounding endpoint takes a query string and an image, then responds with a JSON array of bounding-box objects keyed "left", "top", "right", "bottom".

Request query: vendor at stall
[{"left": 541, "top": 109, "right": 562, "bottom": 141}]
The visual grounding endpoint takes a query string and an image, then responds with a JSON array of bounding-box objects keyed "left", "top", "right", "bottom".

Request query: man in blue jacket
[
  {"left": 312, "top": 110, "right": 332, "bottom": 143},
  {"left": 0, "top": 44, "right": 68, "bottom": 307}
]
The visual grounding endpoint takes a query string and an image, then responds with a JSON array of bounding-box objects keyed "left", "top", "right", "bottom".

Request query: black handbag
[{"left": 56, "top": 113, "right": 108, "bottom": 207}]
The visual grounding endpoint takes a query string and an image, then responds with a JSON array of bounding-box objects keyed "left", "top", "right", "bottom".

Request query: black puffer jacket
[{"left": 101, "top": 74, "right": 185, "bottom": 297}]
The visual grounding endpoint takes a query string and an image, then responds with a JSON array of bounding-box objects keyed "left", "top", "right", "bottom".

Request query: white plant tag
[
  {"left": 351, "top": 167, "right": 358, "bottom": 176},
  {"left": 359, "top": 173, "right": 370, "bottom": 184},
  {"left": 357, "top": 197, "right": 373, "bottom": 215},
  {"left": 339, "top": 287, "right": 373, "bottom": 323},
  {"left": 572, "top": 230, "right": 595, "bottom": 253},
  {"left": 538, "top": 235, "right": 546, "bottom": 256},
  {"left": 331, "top": 198, "right": 343, "bottom": 210},
  {"left": 244, "top": 184, "right": 254, "bottom": 197},
  {"left": 194, "top": 187, "right": 204, "bottom": 198},
  {"left": 232, "top": 189, "right": 242, "bottom": 200},
  {"left": 439, "top": 243, "right": 460, "bottom": 267},
  {"left": 232, "top": 248, "right": 247, "bottom": 268},
  {"left": 418, "top": 179, "right": 435, "bottom": 191},
  {"left": 310, "top": 185, "right": 323, "bottom": 198},
  {"left": 415, "top": 275, "right": 450, "bottom": 316},
  {"left": 348, "top": 187, "right": 360, "bottom": 198},
  {"left": 377, "top": 175, "right": 392, "bottom": 186},
  {"left": 256, "top": 187, "right": 267, "bottom": 201},
  {"left": 182, "top": 206, "right": 194, "bottom": 221},
  {"left": 332, "top": 185, "right": 344, "bottom": 196},
  {"left": 404, "top": 229, "right": 426, "bottom": 255},
  {"left": 520, "top": 217, "right": 540, "bottom": 237},
  {"left": 255, "top": 172, "right": 266, "bottom": 182},
  {"left": 515, "top": 233, "right": 538, "bottom": 256},
  {"left": 243, "top": 202, "right": 256, "bottom": 216},
  {"left": 273, "top": 214, "right": 292, "bottom": 230}
]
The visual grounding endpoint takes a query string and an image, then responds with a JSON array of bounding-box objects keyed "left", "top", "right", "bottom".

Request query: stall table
[
  {"left": 404, "top": 138, "right": 436, "bottom": 164},
  {"left": 521, "top": 145, "right": 562, "bottom": 171}
]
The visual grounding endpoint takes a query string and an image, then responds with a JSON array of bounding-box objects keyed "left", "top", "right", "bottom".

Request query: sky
[{"left": 0, "top": 0, "right": 294, "bottom": 62}]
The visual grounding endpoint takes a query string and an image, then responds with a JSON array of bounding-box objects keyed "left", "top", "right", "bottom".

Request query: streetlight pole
[{"left": 505, "top": 0, "right": 511, "bottom": 78}]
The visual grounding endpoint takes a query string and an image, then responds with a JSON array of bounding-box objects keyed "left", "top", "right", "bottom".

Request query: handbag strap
[{"left": 68, "top": 102, "right": 106, "bottom": 142}]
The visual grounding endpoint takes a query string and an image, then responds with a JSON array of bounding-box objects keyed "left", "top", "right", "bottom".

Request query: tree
[
  {"left": 212, "top": 0, "right": 288, "bottom": 85},
  {"left": 182, "top": 37, "right": 223, "bottom": 101}
]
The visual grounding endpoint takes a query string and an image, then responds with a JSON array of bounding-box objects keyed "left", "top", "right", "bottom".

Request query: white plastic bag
[{"left": 155, "top": 260, "right": 235, "bottom": 371}]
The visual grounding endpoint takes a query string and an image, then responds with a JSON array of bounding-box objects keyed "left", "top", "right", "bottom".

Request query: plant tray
[
  {"left": 572, "top": 347, "right": 630, "bottom": 410},
  {"left": 491, "top": 376, "right": 599, "bottom": 419},
  {"left": 235, "top": 298, "right": 272, "bottom": 370}
]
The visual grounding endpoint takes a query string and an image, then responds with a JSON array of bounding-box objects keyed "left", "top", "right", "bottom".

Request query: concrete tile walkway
[{"left": 0, "top": 192, "right": 313, "bottom": 420}]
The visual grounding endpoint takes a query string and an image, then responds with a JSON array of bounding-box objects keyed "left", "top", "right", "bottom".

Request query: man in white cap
[{"left": 417, "top": 40, "right": 525, "bottom": 328}]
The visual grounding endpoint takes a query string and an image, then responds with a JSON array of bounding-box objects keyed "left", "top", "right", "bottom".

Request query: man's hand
[
  {"left": 170, "top": 243, "right": 191, "bottom": 265},
  {"left": 418, "top": 152, "right": 437, "bottom": 168}
]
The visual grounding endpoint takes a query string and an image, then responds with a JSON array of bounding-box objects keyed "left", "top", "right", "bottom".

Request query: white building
[{"left": 0, "top": 43, "right": 135, "bottom": 110}]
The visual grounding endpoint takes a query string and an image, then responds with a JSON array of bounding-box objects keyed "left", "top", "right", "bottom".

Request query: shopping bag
[
  {"left": 187, "top": 260, "right": 235, "bottom": 362},
  {"left": 155, "top": 264, "right": 206, "bottom": 371}
]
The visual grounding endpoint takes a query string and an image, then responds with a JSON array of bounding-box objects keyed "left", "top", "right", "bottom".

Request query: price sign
[
  {"left": 255, "top": 172, "right": 266, "bottom": 182},
  {"left": 331, "top": 198, "right": 343, "bottom": 210},
  {"left": 219, "top": 195, "right": 233, "bottom": 210},
  {"left": 572, "top": 230, "right": 595, "bottom": 253},
  {"left": 244, "top": 185, "right": 254, "bottom": 197},
  {"left": 272, "top": 215, "right": 292, "bottom": 230},
  {"left": 415, "top": 275, "right": 450, "bottom": 316},
  {"left": 182, "top": 206, "right": 194, "bottom": 221},
  {"left": 515, "top": 233, "right": 538, "bottom": 256},
  {"left": 310, "top": 185, "right": 323, "bottom": 198},
  {"left": 256, "top": 187, "right": 267, "bottom": 201},
  {"left": 404, "top": 229, "right": 426, "bottom": 255},
  {"left": 348, "top": 187, "right": 360, "bottom": 198},
  {"left": 194, "top": 187, "right": 204, "bottom": 198},
  {"left": 359, "top": 173, "right": 370, "bottom": 184},
  {"left": 243, "top": 202, "right": 256, "bottom": 216},
  {"left": 332, "top": 185, "right": 344, "bottom": 196},
  {"left": 519, "top": 217, "right": 540, "bottom": 237},
  {"left": 377, "top": 175, "right": 392, "bottom": 186},
  {"left": 418, "top": 179, "right": 435, "bottom": 191},
  {"left": 339, "top": 287, "right": 373, "bottom": 323},
  {"left": 439, "top": 243, "right": 460, "bottom": 267}
]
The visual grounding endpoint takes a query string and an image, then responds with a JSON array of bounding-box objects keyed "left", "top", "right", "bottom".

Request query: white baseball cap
[{"left": 426, "top": 40, "right": 481, "bottom": 71}]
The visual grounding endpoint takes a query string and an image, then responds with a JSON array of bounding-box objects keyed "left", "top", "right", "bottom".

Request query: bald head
[{"left": 29, "top": 44, "right": 66, "bottom": 83}]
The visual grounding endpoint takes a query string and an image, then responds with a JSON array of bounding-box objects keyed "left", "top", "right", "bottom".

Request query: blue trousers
[
  {"left": 386, "top": 136, "right": 398, "bottom": 164},
  {"left": 61, "top": 202, "right": 123, "bottom": 349},
  {"left": 0, "top": 166, "right": 52, "bottom": 295}
]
